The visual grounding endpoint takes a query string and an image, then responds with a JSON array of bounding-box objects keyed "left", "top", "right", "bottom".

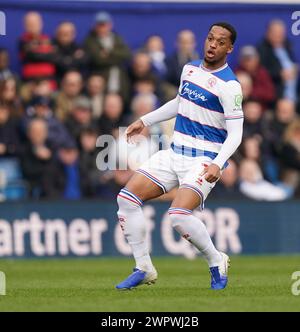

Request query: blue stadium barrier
[
  {"left": 0, "top": 200, "right": 299, "bottom": 258},
  {"left": 0, "top": 158, "right": 28, "bottom": 200}
]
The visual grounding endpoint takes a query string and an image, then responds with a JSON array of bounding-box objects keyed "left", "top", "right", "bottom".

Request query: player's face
[{"left": 204, "top": 26, "right": 233, "bottom": 64}]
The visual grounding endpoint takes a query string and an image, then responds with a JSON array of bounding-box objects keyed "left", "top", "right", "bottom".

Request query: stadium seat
[{"left": 0, "top": 158, "right": 28, "bottom": 200}]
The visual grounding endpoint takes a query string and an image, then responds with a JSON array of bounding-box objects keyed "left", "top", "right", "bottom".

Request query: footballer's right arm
[
  {"left": 126, "top": 62, "right": 189, "bottom": 141},
  {"left": 125, "top": 95, "right": 179, "bottom": 140}
]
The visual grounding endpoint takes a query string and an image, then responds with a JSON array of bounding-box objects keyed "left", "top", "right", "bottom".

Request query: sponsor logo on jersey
[{"left": 180, "top": 82, "right": 208, "bottom": 102}]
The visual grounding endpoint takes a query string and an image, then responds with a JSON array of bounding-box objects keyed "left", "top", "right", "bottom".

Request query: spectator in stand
[
  {"left": 19, "top": 12, "right": 56, "bottom": 88},
  {"left": 0, "top": 48, "right": 19, "bottom": 82},
  {"left": 214, "top": 159, "right": 241, "bottom": 199},
  {"left": 166, "top": 30, "right": 199, "bottom": 87},
  {"left": 84, "top": 12, "right": 131, "bottom": 102},
  {"left": 42, "top": 140, "right": 83, "bottom": 199},
  {"left": 57, "top": 141, "right": 82, "bottom": 200},
  {"left": 20, "top": 78, "right": 53, "bottom": 107},
  {"left": 0, "top": 103, "right": 21, "bottom": 157},
  {"left": 65, "top": 96, "right": 97, "bottom": 142},
  {"left": 129, "top": 52, "right": 162, "bottom": 101},
  {"left": 258, "top": 19, "right": 298, "bottom": 101},
  {"left": 142, "top": 35, "right": 177, "bottom": 102},
  {"left": 262, "top": 99, "right": 298, "bottom": 183},
  {"left": 129, "top": 52, "right": 153, "bottom": 82},
  {"left": 235, "top": 71, "right": 253, "bottom": 103},
  {"left": 85, "top": 74, "right": 106, "bottom": 119},
  {"left": 239, "top": 159, "right": 290, "bottom": 201},
  {"left": 98, "top": 92, "right": 128, "bottom": 176},
  {"left": 277, "top": 120, "right": 300, "bottom": 196},
  {"left": 241, "top": 135, "right": 270, "bottom": 180},
  {"left": 53, "top": 21, "right": 88, "bottom": 81},
  {"left": 241, "top": 136, "right": 262, "bottom": 163},
  {"left": 133, "top": 77, "right": 157, "bottom": 96},
  {"left": 143, "top": 35, "right": 167, "bottom": 78},
  {"left": 0, "top": 77, "right": 23, "bottom": 118},
  {"left": 55, "top": 70, "right": 83, "bottom": 121},
  {"left": 98, "top": 93, "right": 126, "bottom": 137},
  {"left": 23, "top": 96, "right": 73, "bottom": 151},
  {"left": 243, "top": 100, "right": 265, "bottom": 138},
  {"left": 236, "top": 45, "right": 275, "bottom": 109},
  {"left": 79, "top": 128, "right": 104, "bottom": 197},
  {"left": 266, "top": 99, "right": 297, "bottom": 147},
  {"left": 20, "top": 118, "right": 55, "bottom": 198},
  {"left": 31, "top": 79, "right": 53, "bottom": 99}
]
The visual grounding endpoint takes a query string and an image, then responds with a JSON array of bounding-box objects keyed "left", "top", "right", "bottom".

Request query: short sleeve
[{"left": 219, "top": 81, "right": 244, "bottom": 120}]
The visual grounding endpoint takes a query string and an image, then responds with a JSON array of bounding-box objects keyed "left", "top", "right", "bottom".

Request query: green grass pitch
[{"left": 0, "top": 256, "right": 299, "bottom": 312}]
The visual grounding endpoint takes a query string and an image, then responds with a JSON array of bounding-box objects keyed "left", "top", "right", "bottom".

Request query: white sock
[
  {"left": 117, "top": 188, "right": 154, "bottom": 272},
  {"left": 169, "top": 208, "right": 222, "bottom": 267}
]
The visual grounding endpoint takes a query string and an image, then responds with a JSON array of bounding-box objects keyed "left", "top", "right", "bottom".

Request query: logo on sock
[{"left": 182, "top": 233, "right": 191, "bottom": 240}]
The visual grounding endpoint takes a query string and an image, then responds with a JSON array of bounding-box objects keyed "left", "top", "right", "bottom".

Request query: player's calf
[
  {"left": 116, "top": 188, "right": 157, "bottom": 289},
  {"left": 168, "top": 206, "right": 229, "bottom": 290}
]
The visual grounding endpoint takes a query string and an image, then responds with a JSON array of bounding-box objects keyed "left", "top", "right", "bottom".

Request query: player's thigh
[
  {"left": 125, "top": 172, "right": 164, "bottom": 201},
  {"left": 170, "top": 187, "right": 201, "bottom": 211}
]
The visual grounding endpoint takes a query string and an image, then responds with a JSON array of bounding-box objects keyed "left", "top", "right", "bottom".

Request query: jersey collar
[{"left": 200, "top": 61, "right": 228, "bottom": 73}]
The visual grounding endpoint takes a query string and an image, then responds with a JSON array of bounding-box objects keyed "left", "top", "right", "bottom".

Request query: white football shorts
[{"left": 136, "top": 148, "right": 221, "bottom": 210}]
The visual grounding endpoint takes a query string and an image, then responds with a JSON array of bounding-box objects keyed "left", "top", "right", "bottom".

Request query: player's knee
[
  {"left": 117, "top": 188, "right": 143, "bottom": 213},
  {"left": 169, "top": 214, "right": 181, "bottom": 231},
  {"left": 168, "top": 207, "right": 192, "bottom": 228}
]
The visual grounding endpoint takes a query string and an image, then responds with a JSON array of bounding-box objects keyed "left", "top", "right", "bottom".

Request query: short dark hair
[
  {"left": 80, "top": 127, "right": 98, "bottom": 137},
  {"left": 209, "top": 22, "right": 237, "bottom": 45}
]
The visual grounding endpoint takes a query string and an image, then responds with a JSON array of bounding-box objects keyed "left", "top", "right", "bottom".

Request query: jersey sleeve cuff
[
  {"left": 140, "top": 116, "right": 150, "bottom": 127},
  {"left": 225, "top": 115, "right": 244, "bottom": 120},
  {"left": 211, "top": 159, "right": 224, "bottom": 170}
]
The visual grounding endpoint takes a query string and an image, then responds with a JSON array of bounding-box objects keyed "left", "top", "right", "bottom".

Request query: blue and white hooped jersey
[{"left": 172, "top": 59, "right": 244, "bottom": 160}]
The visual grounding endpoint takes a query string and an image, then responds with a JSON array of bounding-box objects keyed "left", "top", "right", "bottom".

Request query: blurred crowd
[{"left": 0, "top": 11, "right": 300, "bottom": 201}]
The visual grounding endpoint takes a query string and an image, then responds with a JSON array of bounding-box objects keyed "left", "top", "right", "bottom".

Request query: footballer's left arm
[{"left": 203, "top": 81, "right": 244, "bottom": 183}]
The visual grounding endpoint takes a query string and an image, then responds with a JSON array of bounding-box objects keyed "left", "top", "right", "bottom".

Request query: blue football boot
[
  {"left": 210, "top": 252, "right": 230, "bottom": 290},
  {"left": 116, "top": 267, "right": 158, "bottom": 290}
]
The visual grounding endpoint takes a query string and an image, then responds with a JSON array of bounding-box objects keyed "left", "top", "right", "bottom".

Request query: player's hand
[
  {"left": 200, "top": 163, "right": 221, "bottom": 183},
  {"left": 125, "top": 119, "right": 145, "bottom": 143}
]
